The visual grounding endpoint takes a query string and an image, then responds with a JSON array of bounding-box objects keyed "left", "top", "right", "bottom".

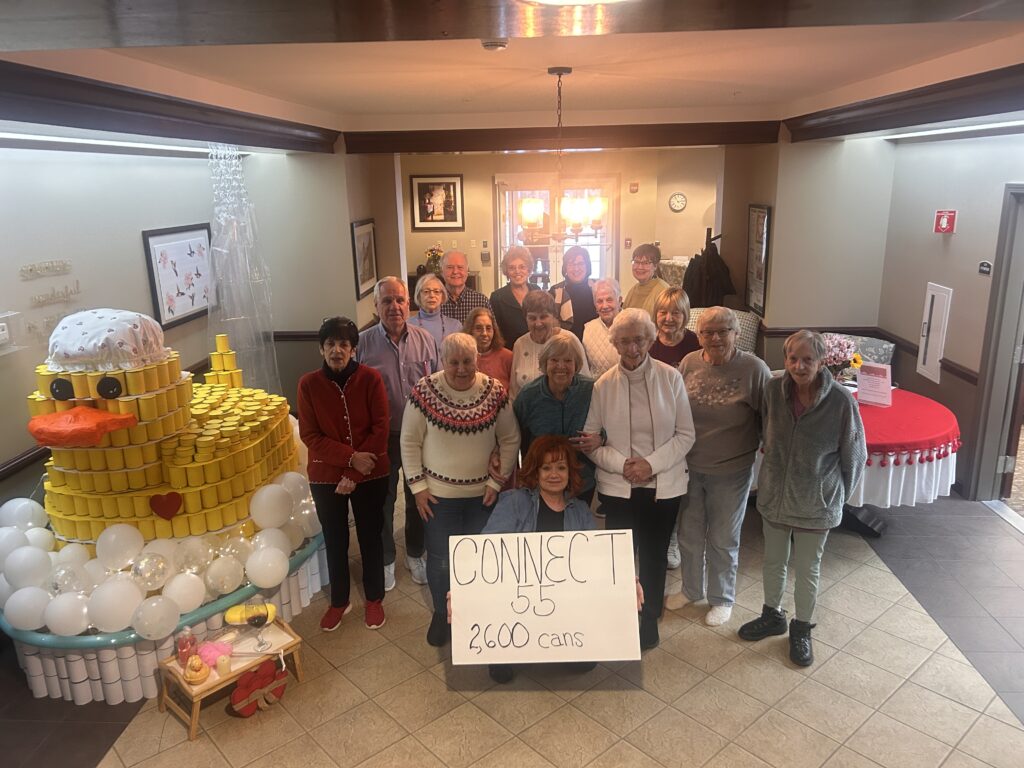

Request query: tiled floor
[{"left": 5, "top": 496, "right": 1024, "bottom": 768}]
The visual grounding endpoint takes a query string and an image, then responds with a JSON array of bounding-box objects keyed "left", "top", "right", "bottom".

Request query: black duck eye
[
  {"left": 50, "top": 378, "right": 74, "bottom": 401},
  {"left": 97, "top": 376, "right": 123, "bottom": 399}
]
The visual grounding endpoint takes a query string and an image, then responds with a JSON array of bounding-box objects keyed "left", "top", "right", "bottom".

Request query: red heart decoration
[{"left": 150, "top": 492, "right": 183, "bottom": 520}]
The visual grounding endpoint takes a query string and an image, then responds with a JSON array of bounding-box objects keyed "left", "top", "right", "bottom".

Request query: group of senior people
[{"left": 299, "top": 242, "right": 865, "bottom": 669}]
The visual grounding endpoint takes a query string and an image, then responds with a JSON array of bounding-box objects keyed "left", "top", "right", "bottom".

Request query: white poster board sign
[
  {"left": 449, "top": 529, "right": 640, "bottom": 665},
  {"left": 857, "top": 362, "right": 892, "bottom": 407}
]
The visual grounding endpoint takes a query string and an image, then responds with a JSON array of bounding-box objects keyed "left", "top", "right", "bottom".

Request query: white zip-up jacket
[{"left": 584, "top": 356, "right": 696, "bottom": 500}]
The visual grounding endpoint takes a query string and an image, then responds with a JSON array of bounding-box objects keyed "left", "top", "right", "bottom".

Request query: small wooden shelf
[{"left": 158, "top": 619, "right": 304, "bottom": 740}]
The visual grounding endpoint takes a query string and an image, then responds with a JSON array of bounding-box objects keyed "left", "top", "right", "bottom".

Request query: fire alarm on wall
[{"left": 934, "top": 210, "right": 957, "bottom": 234}]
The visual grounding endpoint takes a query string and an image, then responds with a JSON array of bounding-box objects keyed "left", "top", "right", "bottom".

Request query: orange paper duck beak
[{"left": 28, "top": 406, "right": 138, "bottom": 447}]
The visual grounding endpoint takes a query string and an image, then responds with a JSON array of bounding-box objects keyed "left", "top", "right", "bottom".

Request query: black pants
[
  {"left": 311, "top": 477, "right": 388, "bottom": 606},
  {"left": 600, "top": 489, "right": 680, "bottom": 622},
  {"left": 384, "top": 431, "right": 425, "bottom": 562}
]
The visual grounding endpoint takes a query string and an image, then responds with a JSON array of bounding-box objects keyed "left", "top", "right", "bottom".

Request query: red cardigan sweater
[{"left": 297, "top": 364, "right": 390, "bottom": 485}]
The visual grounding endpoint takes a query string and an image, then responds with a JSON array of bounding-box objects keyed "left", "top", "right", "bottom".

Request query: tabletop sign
[
  {"left": 449, "top": 529, "right": 640, "bottom": 665},
  {"left": 934, "top": 210, "right": 957, "bottom": 234},
  {"left": 857, "top": 362, "right": 892, "bottom": 407}
]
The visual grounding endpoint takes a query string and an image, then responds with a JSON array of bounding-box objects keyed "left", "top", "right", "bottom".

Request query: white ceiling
[{"left": 111, "top": 22, "right": 1024, "bottom": 130}]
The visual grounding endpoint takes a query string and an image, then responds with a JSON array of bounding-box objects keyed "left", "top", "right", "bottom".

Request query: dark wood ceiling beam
[
  {"left": 2, "top": 1, "right": 1023, "bottom": 50},
  {"left": 0, "top": 60, "right": 340, "bottom": 153},
  {"left": 785, "top": 63, "right": 1024, "bottom": 142},
  {"left": 343, "top": 121, "right": 780, "bottom": 153}
]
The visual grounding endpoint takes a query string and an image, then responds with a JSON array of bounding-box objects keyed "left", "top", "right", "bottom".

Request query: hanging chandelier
[{"left": 519, "top": 66, "right": 608, "bottom": 240}]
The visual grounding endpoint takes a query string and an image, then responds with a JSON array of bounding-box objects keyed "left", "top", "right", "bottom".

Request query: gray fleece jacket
[{"left": 757, "top": 369, "right": 867, "bottom": 530}]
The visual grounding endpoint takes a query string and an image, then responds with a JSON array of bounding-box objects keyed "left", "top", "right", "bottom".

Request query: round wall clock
[{"left": 668, "top": 192, "right": 687, "bottom": 213}]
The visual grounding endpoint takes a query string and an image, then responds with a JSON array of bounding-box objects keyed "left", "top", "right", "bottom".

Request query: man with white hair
[
  {"left": 358, "top": 276, "right": 439, "bottom": 590},
  {"left": 439, "top": 250, "right": 490, "bottom": 325}
]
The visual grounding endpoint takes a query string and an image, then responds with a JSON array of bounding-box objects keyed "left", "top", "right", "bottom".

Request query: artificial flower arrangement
[
  {"left": 822, "top": 333, "right": 863, "bottom": 379},
  {"left": 424, "top": 244, "right": 444, "bottom": 275}
]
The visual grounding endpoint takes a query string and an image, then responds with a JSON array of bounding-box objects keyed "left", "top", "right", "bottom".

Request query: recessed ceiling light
[
  {"left": 521, "top": 0, "right": 636, "bottom": 6},
  {"left": 884, "top": 120, "right": 1024, "bottom": 140}
]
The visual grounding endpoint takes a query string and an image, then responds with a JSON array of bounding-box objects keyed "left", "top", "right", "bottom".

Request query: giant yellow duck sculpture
[{"left": 25, "top": 308, "right": 297, "bottom": 551}]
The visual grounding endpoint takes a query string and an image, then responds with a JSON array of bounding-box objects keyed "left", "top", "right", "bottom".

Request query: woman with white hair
[
  {"left": 582, "top": 308, "right": 695, "bottom": 650},
  {"left": 410, "top": 273, "right": 457, "bottom": 346},
  {"left": 582, "top": 277, "right": 622, "bottom": 377},
  {"left": 400, "top": 332, "right": 521, "bottom": 647},
  {"left": 510, "top": 290, "right": 590, "bottom": 398},
  {"left": 737, "top": 329, "right": 865, "bottom": 666},
  {"left": 490, "top": 246, "right": 540, "bottom": 349},
  {"left": 668, "top": 306, "right": 770, "bottom": 628}
]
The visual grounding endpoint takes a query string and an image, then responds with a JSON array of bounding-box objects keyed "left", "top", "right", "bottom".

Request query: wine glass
[{"left": 244, "top": 595, "right": 271, "bottom": 652}]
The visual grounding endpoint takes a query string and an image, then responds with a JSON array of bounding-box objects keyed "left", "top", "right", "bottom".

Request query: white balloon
[
  {"left": 249, "top": 485, "right": 292, "bottom": 530},
  {"left": 130, "top": 553, "right": 171, "bottom": 591},
  {"left": 95, "top": 524, "right": 144, "bottom": 571},
  {"left": 0, "top": 527, "right": 30, "bottom": 567},
  {"left": 161, "top": 572, "right": 206, "bottom": 613},
  {"left": 220, "top": 534, "right": 253, "bottom": 564},
  {"left": 4, "top": 546, "right": 53, "bottom": 589},
  {"left": 50, "top": 563, "right": 92, "bottom": 594},
  {"left": 142, "top": 539, "right": 179, "bottom": 573},
  {"left": 204, "top": 556, "right": 244, "bottom": 595},
  {"left": 131, "top": 596, "right": 180, "bottom": 641},
  {"left": 278, "top": 472, "right": 311, "bottom": 505},
  {"left": 44, "top": 592, "right": 91, "bottom": 636},
  {"left": 4, "top": 586, "right": 52, "bottom": 630},
  {"left": 25, "top": 528, "right": 56, "bottom": 551},
  {"left": 279, "top": 522, "right": 305, "bottom": 551},
  {"left": 0, "top": 574, "right": 13, "bottom": 609},
  {"left": 245, "top": 548, "right": 289, "bottom": 588},
  {"left": 177, "top": 536, "right": 215, "bottom": 574},
  {"left": 56, "top": 542, "right": 90, "bottom": 567},
  {"left": 252, "top": 528, "right": 292, "bottom": 555},
  {"left": 0, "top": 498, "right": 47, "bottom": 530},
  {"left": 83, "top": 559, "right": 109, "bottom": 589},
  {"left": 292, "top": 499, "right": 322, "bottom": 537},
  {"left": 88, "top": 579, "right": 144, "bottom": 632}
]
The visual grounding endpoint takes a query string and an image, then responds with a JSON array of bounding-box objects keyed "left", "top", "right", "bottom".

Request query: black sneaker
[
  {"left": 639, "top": 613, "right": 659, "bottom": 650},
  {"left": 788, "top": 619, "right": 816, "bottom": 667},
  {"left": 488, "top": 664, "right": 516, "bottom": 684},
  {"left": 426, "top": 612, "right": 450, "bottom": 647},
  {"left": 737, "top": 604, "right": 788, "bottom": 641}
]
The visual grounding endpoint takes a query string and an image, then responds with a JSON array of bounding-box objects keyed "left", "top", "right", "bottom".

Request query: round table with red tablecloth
[{"left": 848, "top": 389, "right": 960, "bottom": 508}]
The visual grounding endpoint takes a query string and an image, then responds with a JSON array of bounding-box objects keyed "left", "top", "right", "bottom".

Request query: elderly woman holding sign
[
  {"left": 448, "top": 436, "right": 641, "bottom": 684},
  {"left": 583, "top": 308, "right": 695, "bottom": 651},
  {"left": 401, "top": 332, "right": 520, "bottom": 648},
  {"left": 737, "top": 330, "right": 865, "bottom": 666}
]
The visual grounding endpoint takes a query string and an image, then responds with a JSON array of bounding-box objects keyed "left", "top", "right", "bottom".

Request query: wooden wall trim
[
  {"left": 761, "top": 325, "right": 979, "bottom": 385},
  {"left": 343, "top": 121, "right": 780, "bottom": 154},
  {"left": 0, "top": 60, "right": 340, "bottom": 154},
  {"left": 784, "top": 63, "right": 1024, "bottom": 142}
]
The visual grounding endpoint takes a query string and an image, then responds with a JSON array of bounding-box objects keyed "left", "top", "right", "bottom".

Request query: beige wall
[
  {"left": 720, "top": 144, "right": 780, "bottom": 305},
  {"left": 878, "top": 134, "right": 1024, "bottom": 372},
  {"left": 398, "top": 147, "right": 725, "bottom": 297},
  {"left": 0, "top": 148, "right": 214, "bottom": 461},
  {"left": 766, "top": 138, "right": 895, "bottom": 328}
]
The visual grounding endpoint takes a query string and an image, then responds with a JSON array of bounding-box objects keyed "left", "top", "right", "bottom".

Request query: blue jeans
[
  {"left": 423, "top": 495, "right": 490, "bottom": 614},
  {"left": 680, "top": 467, "right": 754, "bottom": 607}
]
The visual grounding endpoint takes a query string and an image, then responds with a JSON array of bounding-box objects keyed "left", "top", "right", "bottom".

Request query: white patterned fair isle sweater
[{"left": 399, "top": 371, "right": 521, "bottom": 498}]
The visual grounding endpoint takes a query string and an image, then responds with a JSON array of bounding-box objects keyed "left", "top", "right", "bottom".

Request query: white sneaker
[
  {"left": 384, "top": 562, "right": 396, "bottom": 592},
  {"left": 666, "top": 540, "right": 681, "bottom": 570},
  {"left": 705, "top": 605, "right": 733, "bottom": 627},
  {"left": 406, "top": 555, "right": 427, "bottom": 585}
]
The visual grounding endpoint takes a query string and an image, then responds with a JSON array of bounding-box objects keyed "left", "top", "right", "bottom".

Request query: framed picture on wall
[
  {"left": 745, "top": 204, "right": 771, "bottom": 318},
  {"left": 351, "top": 218, "right": 378, "bottom": 299},
  {"left": 410, "top": 174, "right": 465, "bottom": 231},
  {"left": 142, "top": 223, "right": 214, "bottom": 329}
]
